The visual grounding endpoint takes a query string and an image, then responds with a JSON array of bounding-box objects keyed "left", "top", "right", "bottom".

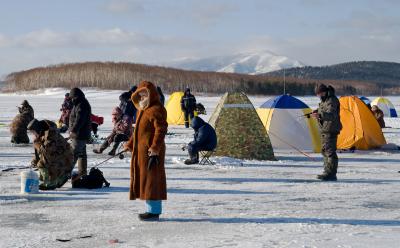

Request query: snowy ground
[{"left": 1, "top": 89, "right": 400, "bottom": 248}]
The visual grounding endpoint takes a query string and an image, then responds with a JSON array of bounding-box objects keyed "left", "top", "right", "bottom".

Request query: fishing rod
[
  {"left": 93, "top": 150, "right": 126, "bottom": 167},
  {"left": 267, "top": 130, "right": 316, "bottom": 161}
]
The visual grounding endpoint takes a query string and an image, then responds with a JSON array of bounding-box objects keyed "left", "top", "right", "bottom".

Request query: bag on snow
[{"left": 72, "top": 167, "right": 110, "bottom": 189}]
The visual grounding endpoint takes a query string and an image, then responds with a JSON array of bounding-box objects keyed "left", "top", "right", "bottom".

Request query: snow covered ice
[{"left": 1, "top": 89, "right": 400, "bottom": 247}]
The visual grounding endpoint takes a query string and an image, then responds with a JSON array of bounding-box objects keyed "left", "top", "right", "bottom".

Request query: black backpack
[{"left": 72, "top": 167, "right": 110, "bottom": 189}]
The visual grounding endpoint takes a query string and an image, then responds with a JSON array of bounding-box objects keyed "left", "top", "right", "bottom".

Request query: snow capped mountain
[{"left": 166, "top": 51, "right": 304, "bottom": 75}]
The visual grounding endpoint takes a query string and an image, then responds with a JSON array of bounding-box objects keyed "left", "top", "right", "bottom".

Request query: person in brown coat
[
  {"left": 124, "top": 81, "right": 168, "bottom": 221},
  {"left": 371, "top": 105, "right": 385, "bottom": 128},
  {"left": 10, "top": 100, "right": 34, "bottom": 144}
]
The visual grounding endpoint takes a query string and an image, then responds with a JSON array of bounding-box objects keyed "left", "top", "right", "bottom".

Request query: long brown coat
[{"left": 125, "top": 81, "right": 168, "bottom": 200}]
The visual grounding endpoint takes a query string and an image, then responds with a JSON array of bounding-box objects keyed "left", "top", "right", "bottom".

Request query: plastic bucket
[{"left": 20, "top": 170, "right": 39, "bottom": 194}]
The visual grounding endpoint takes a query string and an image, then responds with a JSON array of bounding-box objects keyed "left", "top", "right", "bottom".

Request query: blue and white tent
[{"left": 256, "top": 94, "right": 321, "bottom": 152}]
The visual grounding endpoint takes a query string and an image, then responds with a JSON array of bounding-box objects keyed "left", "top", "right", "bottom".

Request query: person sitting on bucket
[
  {"left": 28, "top": 119, "right": 73, "bottom": 190},
  {"left": 10, "top": 100, "right": 35, "bottom": 144},
  {"left": 184, "top": 116, "right": 217, "bottom": 165},
  {"left": 93, "top": 107, "right": 132, "bottom": 156}
]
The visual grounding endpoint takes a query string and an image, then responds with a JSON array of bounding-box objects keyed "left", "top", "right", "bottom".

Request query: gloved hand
[{"left": 147, "top": 155, "right": 159, "bottom": 171}]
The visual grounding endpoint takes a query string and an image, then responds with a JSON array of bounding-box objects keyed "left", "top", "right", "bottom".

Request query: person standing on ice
[
  {"left": 180, "top": 88, "right": 196, "bottom": 128},
  {"left": 312, "top": 84, "right": 342, "bottom": 181},
  {"left": 124, "top": 81, "right": 168, "bottom": 221},
  {"left": 28, "top": 119, "right": 73, "bottom": 190},
  {"left": 69, "top": 88, "right": 92, "bottom": 177}
]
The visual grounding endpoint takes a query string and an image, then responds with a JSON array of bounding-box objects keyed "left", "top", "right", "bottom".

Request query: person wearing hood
[
  {"left": 10, "top": 100, "right": 35, "bottom": 144},
  {"left": 69, "top": 87, "right": 92, "bottom": 177},
  {"left": 58, "top": 93, "right": 73, "bottom": 133},
  {"left": 28, "top": 119, "right": 73, "bottom": 190},
  {"left": 93, "top": 107, "right": 132, "bottom": 156},
  {"left": 312, "top": 84, "right": 342, "bottom": 181},
  {"left": 124, "top": 81, "right": 168, "bottom": 221},
  {"left": 119, "top": 85, "right": 137, "bottom": 123},
  {"left": 371, "top": 105, "right": 385, "bottom": 128},
  {"left": 180, "top": 88, "right": 196, "bottom": 128},
  {"left": 184, "top": 117, "right": 217, "bottom": 165}
]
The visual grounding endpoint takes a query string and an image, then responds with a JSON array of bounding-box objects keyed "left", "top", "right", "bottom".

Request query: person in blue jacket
[{"left": 184, "top": 117, "right": 217, "bottom": 165}]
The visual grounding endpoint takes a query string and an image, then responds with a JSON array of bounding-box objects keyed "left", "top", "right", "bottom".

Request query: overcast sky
[{"left": 0, "top": 0, "right": 399, "bottom": 76}]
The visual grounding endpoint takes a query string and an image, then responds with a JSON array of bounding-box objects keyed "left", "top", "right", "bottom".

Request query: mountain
[
  {"left": 266, "top": 61, "right": 400, "bottom": 86},
  {"left": 166, "top": 51, "right": 304, "bottom": 75}
]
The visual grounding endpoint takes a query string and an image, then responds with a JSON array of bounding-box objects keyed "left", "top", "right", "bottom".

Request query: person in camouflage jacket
[
  {"left": 312, "top": 84, "right": 342, "bottom": 181},
  {"left": 28, "top": 119, "right": 73, "bottom": 190},
  {"left": 10, "top": 100, "right": 34, "bottom": 144}
]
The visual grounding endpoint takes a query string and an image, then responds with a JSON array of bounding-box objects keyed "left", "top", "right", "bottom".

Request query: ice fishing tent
[
  {"left": 371, "top": 97, "right": 397, "bottom": 117},
  {"left": 166, "top": 91, "right": 185, "bottom": 125},
  {"left": 338, "top": 96, "right": 386, "bottom": 150},
  {"left": 256, "top": 95, "right": 321, "bottom": 152},
  {"left": 359, "top": 96, "right": 371, "bottom": 106},
  {"left": 209, "top": 92, "right": 275, "bottom": 160}
]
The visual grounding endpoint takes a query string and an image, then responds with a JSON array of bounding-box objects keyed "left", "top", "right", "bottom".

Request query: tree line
[{"left": 4, "top": 62, "right": 378, "bottom": 95}]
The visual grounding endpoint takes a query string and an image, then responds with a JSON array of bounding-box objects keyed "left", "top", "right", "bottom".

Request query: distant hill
[
  {"left": 2, "top": 61, "right": 382, "bottom": 95},
  {"left": 166, "top": 50, "right": 304, "bottom": 75},
  {"left": 266, "top": 61, "right": 400, "bottom": 87}
]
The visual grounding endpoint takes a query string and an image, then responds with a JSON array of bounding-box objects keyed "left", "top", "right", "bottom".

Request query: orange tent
[{"left": 338, "top": 96, "right": 386, "bottom": 150}]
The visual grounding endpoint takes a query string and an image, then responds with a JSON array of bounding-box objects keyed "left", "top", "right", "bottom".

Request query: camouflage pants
[
  {"left": 321, "top": 133, "right": 338, "bottom": 175},
  {"left": 39, "top": 167, "right": 68, "bottom": 189}
]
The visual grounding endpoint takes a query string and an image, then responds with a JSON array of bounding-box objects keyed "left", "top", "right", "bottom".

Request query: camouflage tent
[{"left": 209, "top": 92, "right": 276, "bottom": 160}]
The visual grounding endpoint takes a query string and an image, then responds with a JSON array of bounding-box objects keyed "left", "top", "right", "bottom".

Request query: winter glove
[{"left": 147, "top": 155, "right": 159, "bottom": 171}]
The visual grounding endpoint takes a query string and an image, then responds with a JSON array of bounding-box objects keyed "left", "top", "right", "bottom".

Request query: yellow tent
[
  {"left": 166, "top": 91, "right": 185, "bottom": 125},
  {"left": 338, "top": 96, "right": 386, "bottom": 150}
]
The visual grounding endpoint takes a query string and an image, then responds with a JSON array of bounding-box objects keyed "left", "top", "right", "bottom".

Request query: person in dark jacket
[
  {"left": 10, "top": 100, "right": 34, "bottom": 144},
  {"left": 184, "top": 117, "right": 217, "bottom": 165},
  {"left": 119, "top": 85, "right": 137, "bottom": 123},
  {"left": 371, "top": 105, "right": 385, "bottom": 128},
  {"left": 180, "top": 88, "right": 196, "bottom": 128},
  {"left": 69, "top": 88, "right": 92, "bottom": 176},
  {"left": 157, "top": 86, "right": 165, "bottom": 105},
  {"left": 58, "top": 93, "right": 73, "bottom": 133},
  {"left": 312, "top": 84, "right": 342, "bottom": 181}
]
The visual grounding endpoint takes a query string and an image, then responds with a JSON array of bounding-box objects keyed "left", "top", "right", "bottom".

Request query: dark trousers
[
  {"left": 321, "top": 133, "right": 338, "bottom": 175},
  {"left": 184, "top": 111, "right": 194, "bottom": 128}
]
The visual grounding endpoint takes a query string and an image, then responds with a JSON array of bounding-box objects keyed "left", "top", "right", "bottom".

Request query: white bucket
[{"left": 20, "top": 170, "right": 39, "bottom": 194}]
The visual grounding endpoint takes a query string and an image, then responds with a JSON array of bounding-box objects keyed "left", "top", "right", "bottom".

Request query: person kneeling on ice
[
  {"left": 28, "top": 119, "right": 73, "bottom": 190},
  {"left": 124, "top": 81, "right": 168, "bottom": 221},
  {"left": 184, "top": 117, "right": 217, "bottom": 165},
  {"left": 93, "top": 107, "right": 132, "bottom": 156}
]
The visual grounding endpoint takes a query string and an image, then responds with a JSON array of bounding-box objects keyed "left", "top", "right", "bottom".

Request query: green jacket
[{"left": 317, "top": 94, "right": 342, "bottom": 134}]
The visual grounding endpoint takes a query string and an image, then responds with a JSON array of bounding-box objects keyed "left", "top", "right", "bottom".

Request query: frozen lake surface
[{"left": 1, "top": 88, "right": 400, "bottom": 247}]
